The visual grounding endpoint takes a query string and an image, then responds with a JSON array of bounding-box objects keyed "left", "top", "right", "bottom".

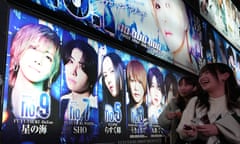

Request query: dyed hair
[
  {"left": 198, "top": 63, "right": 240, "bottom": 110},
  {"left": 127, "top": 60, "right": 147, "bottom": 104},
  {"left": 61, "top": 40, "right": 98, "bottom": 93},
  {"left": 147, "top": 67, "right": 165, "bottom": 96},
  {"left": 9, "top": 24, "right": 61, "bottom": 90}
]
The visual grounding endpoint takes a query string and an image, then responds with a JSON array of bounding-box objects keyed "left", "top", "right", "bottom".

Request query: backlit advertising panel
[
  {"left": 1, "top": 7, "right": 187, "bottom": 144},
  {"left": 198, "top": 0, "right": 240, "bottom": 49},
  {"left": 19, "top": 0, "right": 239, "bottom": 71},
  {"left": 2, "top": 0, "right": 239, "bottom": 143},
  {"left": 27, "top": 0, "right": 203, "bottom": 74},
  {"left": 1, "top": 8, "right": 101, "bottom": 144}
]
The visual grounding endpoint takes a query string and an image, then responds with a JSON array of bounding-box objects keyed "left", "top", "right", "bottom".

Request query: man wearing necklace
[{"left": 59, "top": 39, "right": 98, "bottom": 144}]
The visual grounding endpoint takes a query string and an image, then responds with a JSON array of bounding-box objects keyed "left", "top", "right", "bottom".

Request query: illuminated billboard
[
  {"left": 24, "top": 0, "right": 206, "bottom": 73},
  {"left": 198, "top": 0, "right": 240, "bottom": 49},
  {"left": 1, "top": 7, "right": 188, "bottom": 144},
  {"left": 29, "top": 0, "right": 240, "bottom": 72},
  {"left": 2, "top": 1, "right": 240, "bottom": 143}
]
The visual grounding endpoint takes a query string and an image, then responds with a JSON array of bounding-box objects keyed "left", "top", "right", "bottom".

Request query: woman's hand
[
  {"left": 166, "top": 111, "right": 182, "bottom": 120},
  {"left": 166, "top": 112, "right": 177, "bottom": 120},
  {"left": 196, "top": 124, "right": 219, "bottom": 136},
  {"left": 175, "top": 111, "right": 182, "bottom": 118},
  {"left": 182, "top": 124, "right": 198, "bottom": 138}
]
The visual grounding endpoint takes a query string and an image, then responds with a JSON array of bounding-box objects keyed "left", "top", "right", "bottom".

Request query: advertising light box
[
  {"left": 198, "top": 0, "right": 240, "bottom": 50},
  {"left": 25, "top": 0, "right": 208, "bottom": 74},
  {"left": 1, "top": 7, "right": 188, "bottom": 144},
  {"left": 2, "top": 1, "right": 240, "bottom": 143}
]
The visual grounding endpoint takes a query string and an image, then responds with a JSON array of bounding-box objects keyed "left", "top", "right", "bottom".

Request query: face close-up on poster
[
  {"left": 97, "top": 46, "right": 127, "bottom": 142},
  {"left": 147, "top": 66, "right": 165, "bottom": 137},
  {"left": 198, "top": 0, "right": 240, "bottom": 49},
  {"left": 0, "top": 6, "right": 190, "bottom": 144},
  {"left": 59, "top": 38, "right": 99, "bottom": 143},
  {"left": 126, "top": 59, "right": 149, "bottom": 139},
  {"left": 1, "top": 8, "right": 100, "bottom": 144},
  {"left": 1, "top": 9, "right": 62, "bottom": 144},
  {"left": 29, "top": 0, "right": 205, "bottom": 74},
  {"left": 3, "top": 0, "right": 239, "bottom": 143}
]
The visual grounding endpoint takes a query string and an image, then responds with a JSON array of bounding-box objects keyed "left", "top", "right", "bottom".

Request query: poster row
[{"left": 17, "top": 0, "right": 240, "bottom": 73}]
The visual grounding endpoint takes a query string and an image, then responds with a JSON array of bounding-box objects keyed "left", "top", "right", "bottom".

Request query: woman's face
[
  {"left": 178, "top": 79, "right": 195, "bottom": 97},
  {"left": 198, "top": 70, "right": 220, "bottom": 92},
  {"left": 149, "top": 76, "right": 162, "bottom": 106},
  {"left": 153, "top": 0, "right": 188, "bottom": 52},
  {"left": 65, "top": 48, "right": 89, "bottom": 93},
  {"left": 129, "top": 77, "right": 144, "bottom": 104},
  {"left": 19, "top": 38, "right": 56, "bottom": 83},
  {"left": 102, "top": 56, "right": 118, "bottom": 97}
]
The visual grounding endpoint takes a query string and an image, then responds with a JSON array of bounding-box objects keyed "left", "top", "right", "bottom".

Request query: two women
[{"left": 177, "top": 63, "right": 240, "bottom": 144}]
